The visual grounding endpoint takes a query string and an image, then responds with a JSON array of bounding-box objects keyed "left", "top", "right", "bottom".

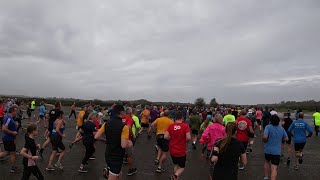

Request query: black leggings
[
  {"left": 21, "top": 165, "right": 44, "bottom": 180},
  {"left": 69, "top": 110, "right": 77, "bottom": 119},
  {"left": 82, "top": 143, "right": 95, "bottom": 165}
]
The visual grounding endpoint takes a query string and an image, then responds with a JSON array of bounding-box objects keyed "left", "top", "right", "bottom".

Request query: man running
[
  {"left": 165, "top": 111, "right": 191, "bottom": 180},
  {"left": 138, "top": 106, "right": 151, "bottom": 139},
  {"left": 122, "top": 107, "right": 137, "bottom": 176},
  {"left": 236, "top": 110, "right": 254, "bottom": 170},
  {"left": 313, "top": 108, "right": 320, "bottom": 136},
  {"left": 95, "top": 105, "right": 133, "bottom": 180},
  {"left": 189, "top": 110, "right": 201, "bottom": 150},
  {"left": 68, "top": 102, "right": 77, "bottom": 120},
  {"left": 223, "top": 108, "right": 236, "bottom": 126},
  {"left": 151, "top": 110, "right": 173, "bottom": 173},
  {"left": 287, "top": 112, "right": 313, "bottom": 170},
  {"left": 281, "top": 112, "right": 293, "bottom": 166},
  {"left": 30, "top": 99, "right": 36, "bottom": 119},
  {"left": 0, "top": 106, "right": 19, "bottom": 173},
  {"left": 39, "top": 102, "right": 62, "bottom": 159},
  {"left": 150, "top": 106, "right": 159, "bottom": 124},
  {"left": 131, "top": 108, "right": 141, "bottom": 138},
  {"left": 263, "top": 115, "right": 288, "bottom": 180},
  {"left": 262, "top": 107, "right": 271, "bottom": 131}
]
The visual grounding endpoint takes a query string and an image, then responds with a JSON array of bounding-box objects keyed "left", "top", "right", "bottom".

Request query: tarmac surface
[{"left": 0, "top": 108, "right": 319, "bottom": 180}]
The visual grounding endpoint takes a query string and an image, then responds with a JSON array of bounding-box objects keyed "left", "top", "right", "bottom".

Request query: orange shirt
[{"left": 141, "top": 109, "right": 150, "bottom": 124}]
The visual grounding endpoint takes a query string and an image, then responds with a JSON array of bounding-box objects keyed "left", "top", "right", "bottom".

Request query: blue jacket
[
  {"left": 39, "top": 105, "right": 46, "bottom": 116},
  {"left": 288, "top": 119, "right": 313, "bottom": 143}
]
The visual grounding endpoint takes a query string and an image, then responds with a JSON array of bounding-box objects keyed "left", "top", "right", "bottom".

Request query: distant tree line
[{"left": 1, "top": 95, "right": 319, "bottom": 111}]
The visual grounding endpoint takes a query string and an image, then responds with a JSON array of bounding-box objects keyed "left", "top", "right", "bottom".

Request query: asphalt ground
[{"left": 0, "top": 108, "right": 319, "bottom": 180}]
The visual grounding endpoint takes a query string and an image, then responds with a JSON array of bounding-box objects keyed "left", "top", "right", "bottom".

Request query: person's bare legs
[
  {"left": 48, "top": 150, "right": 57, "bottom": 167},
  {"left": 264, "top": 160, "right": 269, "bottom": 178},
  {"left": 158, "top": 150, "right": 166, "bottom": 168},
  {"left": 270, "top": 164, "right": 278, "bottom": 180},
  {"left": 57, "top": 150, "right": 65, "bottom": 163}
]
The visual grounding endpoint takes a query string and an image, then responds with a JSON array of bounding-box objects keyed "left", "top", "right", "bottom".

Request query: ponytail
[{"left": 218, "top": 122, "right": 236, "bottom": 153}]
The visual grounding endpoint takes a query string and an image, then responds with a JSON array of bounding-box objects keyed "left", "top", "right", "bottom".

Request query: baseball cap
[{"left": 270, "top": 110, "right": 278, "bottom": 116}]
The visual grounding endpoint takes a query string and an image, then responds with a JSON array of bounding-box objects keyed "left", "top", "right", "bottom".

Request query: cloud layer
[{"left": 0, "top": 0, "right": 320, "bottom": 104}]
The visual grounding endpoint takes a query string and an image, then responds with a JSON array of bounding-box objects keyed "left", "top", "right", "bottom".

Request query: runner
[
  {"left": 200, "top": 114, "right": 226, "bottom": 160},
  {"left": 46, "top": 111, "right": 66, "bottom": 171},
  {"left": 151, "top": 110, "right": 173, "bottom": 173},
  {"left": 150, "top": 106, "right": 159, "bottom": 123},
  {"left": 30, "top": 99, "right": 36, "bottom": 120},
  {"left": 256, "top": 108, "right": 263, "bottom": 134},
  {"left": 69, "top": 106, "right": 87, "bottom": 149},
  {"left": 262, "top": 107, "right": 271, "bottom": 131},
  {"left": 122, "top": 107, "right": 137, "bottom": 176},
  {"left": 200, "top": 115, "right": 213, "bottom": 134},
  {"left": 263, "top": 114, "right": 288, "bottom": 180},
  {"left": 189, "top": 110, "right": 201, "bottom": 150},
  {"left": 78, "top": 113, "right": 97, "bottom": 173},
  {"left": 131, "top": 108, "right": 141, "bottom": 138},
  {"left": 281, "top": 112, "right": 293, "bottom": 166},
  {"left": 68, "top": 102, "right": 77, "bottom": 120},
  {"left": 0, "top": 106, "right": 19, "bottom": 173},
  {"left": 313, "top": 108, "right": 320, "bottom": 136},
  {"left": 138, "top": 106, "right": 151, "bottom": 139},
  {"left": 287, "top": 112, "right": 313, "bottom": 170},
  {"left": 0, "top": 99, "right": 5, "bottom": 128},
  {"left": 210, "top": 122, "right": 247, "bottom": 180},
  {"left": 35, "top": 102, "right": 47, "bottom": 129},
  {"left": 246, "top": 109, "right": 256, "bottom": 153},
  {"left": 15, "top": 100, "right": 23, "bottom": 133},
  {"left": 236, "top": 110, "right": 254, "bottom": 170},
  {"left": 20, "top": 124, "right": 44, "bottom": 180},
  {"left": 223, "top": 108, "right": 236, "bottom": 126},
  {"left": 165, "top": 111, "right": 191, "bottom": 180},
  {"left": 39, "top": 101, "right": 62, "bottom": 159},
  {"left": 95, "top": 104, "right": 133, "bottom": 180}
]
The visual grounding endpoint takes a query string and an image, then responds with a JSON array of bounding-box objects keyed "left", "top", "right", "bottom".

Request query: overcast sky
[{"left": 0, "top": 1, "right": 319, "bottom": 104}]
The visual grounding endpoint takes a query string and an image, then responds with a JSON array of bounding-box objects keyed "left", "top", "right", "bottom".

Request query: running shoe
[
  {"left": 155, "top": 145, "right": 159, "bottom": 152},
  {"left": 170, "top": 175, "right": 177, "bottom": 180},
  {"left": 286, "top": 157, "right": 291, "bottom": 166},
  {"left": 155, "top": 159, "right": 160, "bottom": 165},
  {"left": 156, "top": 167, "right": 165, "bottom": 173},
  {"left": 78, "top": 166, "right": 88, "bottom": 173},
  {"left": 239, "top": 164, "right": 245, "bottom": 170},
  {"left": 192, "top": 143, "right": 197, "bottom": 150},
  {"left": 10, "top": 166, "right": 19, "bottom": 173},
  {"left": 89, "top": 156, "right": 96, "bottom": 160},
  {"left": 127, "top": 168, "right": 137, "bottom": 176},
  {"left": 69, "top": 143, "right": 74, "bottom": 149},
  {"left": 298, "top": 155, "right": 303, "bottom": 164},
  {"left": 123, "top": 158, "right": 128, "bottom": 164},
  {"left": 263, "top": 177, "right": 268, "bottom": 180},
  {"left": 295, "top": 165, "right": 299, "bottom": 170},
  {"left": 54, "top": 162, "right": 63, "bottom": 170},
  {"left": 46, "top": 165, "right": 55, "bottom": 171}
]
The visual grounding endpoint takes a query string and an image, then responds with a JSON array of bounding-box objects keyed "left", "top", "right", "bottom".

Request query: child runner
[{"left": 20, "top": 124, "right": 44, "bottom": 180}]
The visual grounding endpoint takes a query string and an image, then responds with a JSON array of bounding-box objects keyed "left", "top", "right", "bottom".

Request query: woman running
[
  {"left": 20, "top": 124, "right": 44, "bottom": 180},
  {"left": 46, "top": 111, "right": 66, "bottom": 171},
  {"left": 68, "top": 102, "right": 77, "bottom": 120},
  {"left": 35, "top": 102, "right": 47, "bottom": 129},
  {"left": 210, "top": 122, "right": 247, "bottom": 180}
]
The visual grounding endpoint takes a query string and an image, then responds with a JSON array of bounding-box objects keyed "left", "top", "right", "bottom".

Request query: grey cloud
[{"left": 0, "top": 0, "right": 320, "bottom": 104}]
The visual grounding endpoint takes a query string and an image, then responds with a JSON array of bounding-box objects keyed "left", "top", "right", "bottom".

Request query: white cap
[
  {"left": 270, "top": 110, "right": 278, "bottom": 116},
  {"left": 98, "top": 112, "right": 103, "bottom": 116}
]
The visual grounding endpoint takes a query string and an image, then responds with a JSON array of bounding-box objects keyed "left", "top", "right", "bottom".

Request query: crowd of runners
[{"left": 0, "top": 97, "right": 319, "bottom": 180}]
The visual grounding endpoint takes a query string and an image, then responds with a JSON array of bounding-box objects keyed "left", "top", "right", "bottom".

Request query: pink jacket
[{"left": 200, "top": 123, "right": 226, "bottom": 150}]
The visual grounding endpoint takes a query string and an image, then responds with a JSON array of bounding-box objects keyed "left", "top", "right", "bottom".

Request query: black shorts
[
  {"left": 256, "top": 119, "right": 261, "bottom": 125},
  {"left": 191, "top": 130, "right": 198, "bottom": 135},
  {"left": 248, "top": 132, "right": 255, "bottom": 138},
  {"left": 141, "top": 123, "right": 149, "bottom": 128},
  {"left": 48, "top": 122, "right": 54, "bottom": 133},
  {"left": 39, "top": 115, "right": 45, "bottom": 119},
  {"left": 156, "top": 134, "right": 169, "bottom": 152},
  {"left": 106, "top": 159, "right": 123, "bottom": 176},
  {"left": 294, "top": 143, "right": 306, "bottom": 151},
  {"left": 171, "top": 155, "right": 186, "bottom": 168},
  {"left": 3, "top": 141, "right": 16, "bottom": 152},
  {"left": 30, "top": 109, "right": 35, "bottom": 112},
  {"left": 241, "top": 141, "right": 248, "bottom": 150},
  {"left": 265, "top": 154, "right": 280, "bottom": 166},
  {"left": 50, "top": 136, "right": 65, "bottom": 151}
]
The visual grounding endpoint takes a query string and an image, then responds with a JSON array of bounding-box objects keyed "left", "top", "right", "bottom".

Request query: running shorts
[
  {"left": 240, "top": 141, "right": 248, "bottom": 150},
  {"left": 191, "top": 130, "right": 199, "bottom": 135},
  {"left": 256, "top": 119, "right": 261, "bottom": 125},
  {"left": 265, "top": 154, "right": 280, "bottom": 166},
  {"left": 50, "top": 136, "right": 66, "bottom": 151},
  {"left": 282, "top": 134, "right": 291, "bottom": 145},
  {"left": 171, "top": 155, "right": 186, "bottom": 168},
  {"left": 106, "top": 159, "right": 123, "bottom": 176},
  {"left": 39, "top": 115, "right": 44, "bottom": 119},
  {"left": 156, "top": 134, "right": 169, "bottom": 152},
  {"left": 3, "top": 141, "right": 16, "bottom": 152},
  {"left": 294, "top": 143, "right": 306, "bottom": 151},
  {"left": 141, "top": 123, "right": 149, "bottom": 128}
]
